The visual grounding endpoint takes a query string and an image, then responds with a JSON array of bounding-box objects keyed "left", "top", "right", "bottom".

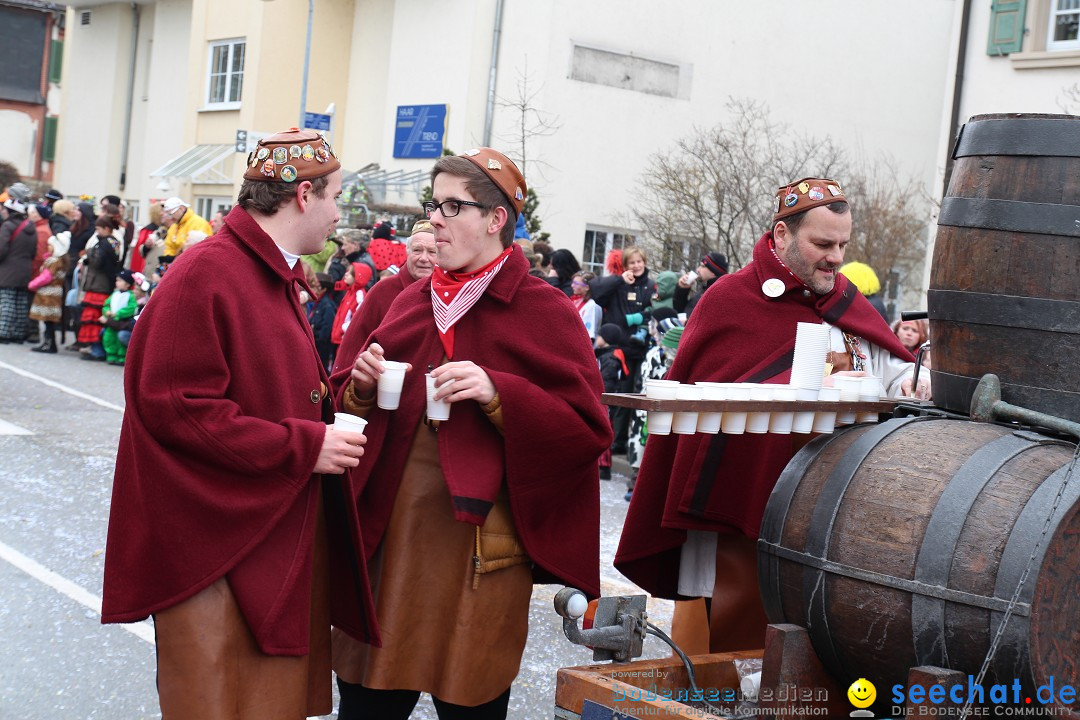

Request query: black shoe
[
  {"left": 599, "top": 467, "right": 612, "bottom": 481},
  {"left": 80, "top": 353, "right": 105, "bottom": 361}
]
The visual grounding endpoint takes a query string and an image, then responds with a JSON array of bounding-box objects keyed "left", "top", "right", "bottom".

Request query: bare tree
[
  {"left": 631, "top": 98, "right": 929, "bottom": 303},
  {"left": 495, "top": 60, "right": 561, "bottom": 242},
  {"left": 1057, "top": 83, "right": 1080, "bottom": 114},
  {"left": 495, "top": 60, "right": 561, "bottom": 182},
  {"left": 843, "top": 157, "right": 930, "bottom": 301},
  {"left": 631, "top": 98, "right": 845, "bottom": 271}
]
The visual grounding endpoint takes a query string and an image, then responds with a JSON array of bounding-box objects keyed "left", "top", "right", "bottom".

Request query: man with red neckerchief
[
  {"left": 616, "top": 177, "right": 931, "bottom": 654},
  {"left": 330, "top": 148, "right": 610, "bottom": 720}
]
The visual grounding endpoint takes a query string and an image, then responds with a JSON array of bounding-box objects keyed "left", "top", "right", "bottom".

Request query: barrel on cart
[
  {"left": 758, "top": 417, "right": 1080, "bottom": 712},
  {"left": 930, "top": 112, "right": 1080, "bottom": 423}
]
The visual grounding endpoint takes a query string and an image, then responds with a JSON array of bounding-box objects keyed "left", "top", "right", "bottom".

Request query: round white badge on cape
[{"left": 762, "top": 278, "right": 785, "bottom": 298}]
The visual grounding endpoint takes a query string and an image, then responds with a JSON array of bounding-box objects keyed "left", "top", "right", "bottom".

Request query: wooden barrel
[
  {"left": 758, "top": 417, "right": 1080, "bottom": 712},
  {"left": 930, "top": 113, "right": 1080, "bottom": 423}
]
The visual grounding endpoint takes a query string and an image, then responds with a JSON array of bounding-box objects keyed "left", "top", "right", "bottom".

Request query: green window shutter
[
  {"left": 42, "top": 117, "right": 58, "bottom": 162},
  {"left": 987, "top": 0, "right": 1027, "bottom": 55},
  {"left": 48, "top": 39, "right": 63, "bottom": 84}
]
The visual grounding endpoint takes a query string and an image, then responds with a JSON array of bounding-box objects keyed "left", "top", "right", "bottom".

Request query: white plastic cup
[
  {"left": 645, "top": 379, "right": 679, "bottom": 435},
  {"left": 673, "top": 384, "right": 702, "bottom": 434},
  {"left": 791, "top": 387, "right": 818, "bottom": 433},
  {"left": 425, "top": 373, "right": 451, "bottom": 421},
  {"left": 695, "top": 382, "right": 726, "bottom": 434},
  {"left": 858, "top": 376, "right": 883, "bottom": 423},
  {"left": 834, "top": 376, "right": 863, "bottom": 425},
  {"left": 812, "top": 387, "right": 840, "bottom": 433},
  {"left": 769, "top": 385, "right": 797, "bottom": 434},
  {"left": 333, "top": 412, "right": 368, "bottom": 435},
  {"left": 721, "top": 383, "right": 751, "bottom": 434},
  {"left": 683, "top": 270, "right": 699, "bottom": 285},
  {"left": 377, "top": 360, "right": 408, "bottom": 410},
  {"left": 746, "top": 384, "right": 774, "bottom": 434}
]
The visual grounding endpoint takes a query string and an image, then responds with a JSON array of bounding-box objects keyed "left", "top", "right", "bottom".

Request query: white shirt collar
[{"left": 276, "top": 244, "right": 300, "bottom": 269}]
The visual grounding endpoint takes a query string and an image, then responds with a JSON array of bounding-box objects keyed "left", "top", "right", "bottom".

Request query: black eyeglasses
[{"left": 422, "top": 199, "right": 487, "bottom": 218}]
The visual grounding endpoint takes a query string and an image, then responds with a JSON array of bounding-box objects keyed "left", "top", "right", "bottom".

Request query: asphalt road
[{"left": 0, "top": 340, "right": 672, "bottom": 719}]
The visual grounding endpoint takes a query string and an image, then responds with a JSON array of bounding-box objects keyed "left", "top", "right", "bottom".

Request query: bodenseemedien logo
[{"left": 848, "top": 678, "right": 877, "bottom": 717}]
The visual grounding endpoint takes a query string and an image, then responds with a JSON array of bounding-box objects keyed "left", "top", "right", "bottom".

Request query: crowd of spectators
[{"left": 2, "top": 182, "right": 927, "bottom": 466}]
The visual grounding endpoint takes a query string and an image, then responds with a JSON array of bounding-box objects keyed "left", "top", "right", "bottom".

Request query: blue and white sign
[
  {"left": 393, "top": 104, "right": 447, "bottom": 159},
  {"left": 303, "top": 112, "right": 332, "bottom": 132}
]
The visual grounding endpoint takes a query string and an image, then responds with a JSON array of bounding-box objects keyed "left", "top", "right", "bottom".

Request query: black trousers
[{"left": 336, "top": 678, "right": 512, "bottom": 720}]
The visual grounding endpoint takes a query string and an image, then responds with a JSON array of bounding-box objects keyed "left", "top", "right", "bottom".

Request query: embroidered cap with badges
[
  {"left": 243, "top": 128, "right": 340, "bottom": 184},
  {"left": 762, "top": 278, "right": 785, "bottom": 298}
]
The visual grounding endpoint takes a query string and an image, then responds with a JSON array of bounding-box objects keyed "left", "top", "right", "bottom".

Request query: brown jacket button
[{"left": 310, "top": 389, "right": 321, "bottom": 404}]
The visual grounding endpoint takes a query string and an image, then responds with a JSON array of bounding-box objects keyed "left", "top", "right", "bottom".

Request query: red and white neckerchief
[{"left": 430, "top": 246, "right": 513, "bottom": 358}]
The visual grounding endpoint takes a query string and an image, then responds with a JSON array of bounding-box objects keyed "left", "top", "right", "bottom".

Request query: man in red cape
[
  {"left": 616, "top": 177, "right": 930, "bottom": 653},
  {"left": 102, "top": 129, "right": 376, "bottom": 719},
  {"left": 330, "top": 218, "right": 436, "bottom": 376},
  {"left": 329, "top": 148, "right": 610, "bottom": 720}
]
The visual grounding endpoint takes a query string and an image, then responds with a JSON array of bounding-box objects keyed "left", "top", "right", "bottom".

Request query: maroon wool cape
[
  {"left": 102, "top": 206, "right": 378, "bottom": 654},
  {"left": 330, "top": 269, "right": 416, "bottom": 377},
  {"left": 330, "top": 245, "right": 612, "bottom": 598},
  {"left": 615, "top": 233, "right": 915, "bottom": 599}
]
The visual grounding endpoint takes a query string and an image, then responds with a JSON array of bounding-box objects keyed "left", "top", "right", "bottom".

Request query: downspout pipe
[
  {"left": 119, "top": 1, "right": 139, "bottom": 191},
  {"left": 482, "top": 0, "right": 505, "bottom": 147},
  {"left": 942, "top": 0, "right": 972, "bottom": 196}
]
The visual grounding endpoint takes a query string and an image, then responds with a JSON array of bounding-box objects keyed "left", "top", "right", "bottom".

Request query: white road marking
[
  {"left": 0, "top": 360, "right": 125, "bottom": 413},
  {"left": 0, "top": 418, "right": 33, "bottom": 435},
  {"left": 0, "top": 539, "right": 154, "bottom": 645}
]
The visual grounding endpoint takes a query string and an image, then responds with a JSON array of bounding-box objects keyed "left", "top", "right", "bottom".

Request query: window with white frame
[
  {"left": 206, "top": 39, "right": 245, "bottom": 107},
  {"left": 195, "top": 196, "right": 232, "bottom": 222},
  {"left": 1049, "top": 0, "right": 1080, "bottom": 49},
  {"left": 583, "top": 228, "right": 635, "bottom": 276}
]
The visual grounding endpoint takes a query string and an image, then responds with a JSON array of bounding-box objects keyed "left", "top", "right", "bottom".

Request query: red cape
[
  {"left": 615, "top": 232, "right": 914, "bottom": 598},
  {"left": 330, "top": 245, "right": 612, "bottom": 597},
  {"left": 103, "top": 206, "right": 377, "bottom": 653},
  {"left": 330, "top": 269, "right": 416, "bottom": 377}
]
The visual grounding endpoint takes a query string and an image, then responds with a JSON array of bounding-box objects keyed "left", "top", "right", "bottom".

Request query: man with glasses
[
  {"left": 617, "top": 177, "right": 929, "bottom": 655},
  {"left": 330, "top": 148, "right": 610, "bottom": 720}
]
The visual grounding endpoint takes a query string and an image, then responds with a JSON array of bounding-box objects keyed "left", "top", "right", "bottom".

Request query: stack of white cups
[
  {"left": 858, "top": 376, "right": 882, "bottom": 423},
  {"left": 645, "top": 379, "right": 679, "bottom": 435},
  {"left": 790, "top": 322, "right": 831, "bottom": 391}
]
